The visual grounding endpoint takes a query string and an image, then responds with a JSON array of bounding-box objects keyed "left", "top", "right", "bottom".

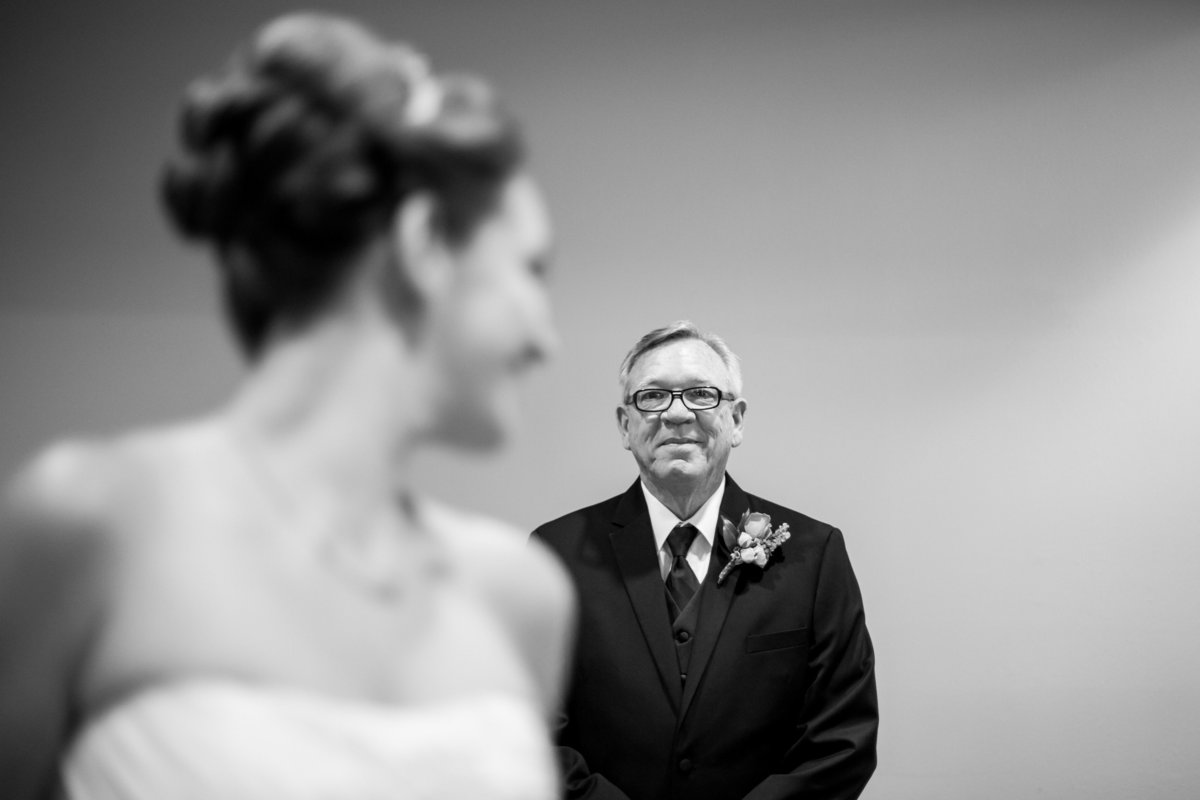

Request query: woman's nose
[{"left": 519, "top": 310, "right": 559, "bottom": 369}]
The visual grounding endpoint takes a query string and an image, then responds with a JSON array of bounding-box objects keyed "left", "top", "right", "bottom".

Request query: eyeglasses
[{"left": 625, "top": 386, "right": 731, "bottom": 413}]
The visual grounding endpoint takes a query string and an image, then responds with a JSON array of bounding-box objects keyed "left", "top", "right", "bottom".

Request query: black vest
[{"left": 670, "top": 579, "right": 706, "bottom": 685}]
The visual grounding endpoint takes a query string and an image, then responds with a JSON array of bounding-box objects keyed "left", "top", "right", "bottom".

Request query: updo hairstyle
[{"left": 162, "top": 13, "right": 525, "bottom": 356}]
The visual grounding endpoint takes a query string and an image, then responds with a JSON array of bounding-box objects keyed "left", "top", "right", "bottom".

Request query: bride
[{"left": 0, "top": 12, "right": 573, "bottom": 800}]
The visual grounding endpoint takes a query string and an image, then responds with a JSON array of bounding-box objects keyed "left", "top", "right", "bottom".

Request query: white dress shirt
[{"left": 641, "top": 477, "right": 726, "bottom": 584}]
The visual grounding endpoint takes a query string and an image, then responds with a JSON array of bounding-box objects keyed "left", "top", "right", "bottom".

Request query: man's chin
[{"left": 652, "top": 458, "right": 708, "bottom": 483}]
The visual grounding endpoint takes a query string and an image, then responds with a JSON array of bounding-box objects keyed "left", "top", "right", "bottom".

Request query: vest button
[
  {"left": 675, "top": 629, "right": 691, "bottom": 643},
  {"left": 678, "top": 757, "right": 694, "bottom": 773}
]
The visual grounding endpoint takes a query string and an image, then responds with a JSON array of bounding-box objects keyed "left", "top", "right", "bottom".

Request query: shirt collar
[{"left": 641, "top": 476, "right": 726, "bottom": 555}]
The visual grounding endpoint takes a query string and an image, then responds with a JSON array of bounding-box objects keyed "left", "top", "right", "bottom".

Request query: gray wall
[{"left": 3, "top": 1, "right": 1198, "bottom": 797}]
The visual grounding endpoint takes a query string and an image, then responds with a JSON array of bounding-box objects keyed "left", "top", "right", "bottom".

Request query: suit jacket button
[
  {"left": 678, "top": 757, "right": 693, "bottom": 773},
  {"left": 675, "top": 629, "right": 691, "bottom": 643}
]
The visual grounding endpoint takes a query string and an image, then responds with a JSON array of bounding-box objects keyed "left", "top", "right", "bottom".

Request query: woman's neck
[{"left": 222, "top": 304, "right": 432, "bottom": 530}]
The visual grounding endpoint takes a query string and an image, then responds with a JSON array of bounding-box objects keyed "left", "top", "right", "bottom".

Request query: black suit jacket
[{"left": 531, "top": 476, "right": 877, "bottom": 800}]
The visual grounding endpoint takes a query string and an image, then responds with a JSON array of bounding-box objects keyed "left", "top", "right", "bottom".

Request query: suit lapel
[
  {"left": 609, "top": 480, "right": 683, "bottom": 711},
  {"left": 679, "top": 475, "right": 751, "bottom": 720}
]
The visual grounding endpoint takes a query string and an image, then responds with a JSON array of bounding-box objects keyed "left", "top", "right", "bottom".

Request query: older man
[{"left": 532, "top": 321, "right": 878, "bottom": 800}]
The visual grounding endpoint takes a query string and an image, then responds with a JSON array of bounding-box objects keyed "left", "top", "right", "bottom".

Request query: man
[{"left": 532, "top": 321, "right": 878, "bottom": 800}]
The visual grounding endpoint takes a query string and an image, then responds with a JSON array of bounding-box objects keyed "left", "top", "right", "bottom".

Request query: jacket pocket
[{"left": 745, "top": 627, "right": 808, "bottom": 654}]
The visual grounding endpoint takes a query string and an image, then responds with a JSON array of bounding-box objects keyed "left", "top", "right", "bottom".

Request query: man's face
[{"left": 616, "top": 338, "right": 747, "bottom": 492}]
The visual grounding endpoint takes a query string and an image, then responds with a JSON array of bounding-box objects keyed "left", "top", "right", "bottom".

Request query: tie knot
[{"left": 666, "top": 524, "right": 699, "bottom": 559}]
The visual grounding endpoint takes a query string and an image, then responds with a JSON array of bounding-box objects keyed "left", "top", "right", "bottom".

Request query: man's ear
[
  {"left": 615, "top": 405, "right": 633, "bottom": 451},
  {"left": 391, "top": 193, "right": 453, "bottom": 301},
  {"left": 729, "top": 397, "right": 748, "bottom": 448}
]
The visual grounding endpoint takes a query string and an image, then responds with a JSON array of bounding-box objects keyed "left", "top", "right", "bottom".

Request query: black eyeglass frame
[{"left": 623, "top": 386, "right": 734, "bottom": 413}]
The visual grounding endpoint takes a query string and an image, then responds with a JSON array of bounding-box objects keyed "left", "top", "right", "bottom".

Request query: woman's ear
[{"left": 391, "top": 192, "right": 454, "bottom": 301}]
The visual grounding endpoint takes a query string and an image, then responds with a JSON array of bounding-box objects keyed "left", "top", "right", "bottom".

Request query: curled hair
[
  {"left": 161, "top": 13, "right": 525, "bottom": 356},
  {"left": 617, "top": 321, "right": 744, "bottom": 398}
]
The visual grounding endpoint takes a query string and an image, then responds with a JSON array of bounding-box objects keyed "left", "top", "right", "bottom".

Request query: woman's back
[
  {"left": 67, "top": 423, "right": 528, "bottom": 702},
  {"left": 2, "top": 420, "right": 570, "bottom": 798}
]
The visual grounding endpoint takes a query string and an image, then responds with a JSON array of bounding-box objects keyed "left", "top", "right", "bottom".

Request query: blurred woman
[{"left": 0, "top": 12, "right": 572, "bottom": 800}]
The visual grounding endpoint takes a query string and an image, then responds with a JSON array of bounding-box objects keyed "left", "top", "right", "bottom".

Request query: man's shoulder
[
  {"left": 532, "top": 490, "right": 626, "bottom": 539},
  {"left": 740, "top": 488, "right": 841, "bottom": 546}
]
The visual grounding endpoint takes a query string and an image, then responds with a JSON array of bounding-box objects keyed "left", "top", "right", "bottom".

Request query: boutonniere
[{"left": 716, "top": 510, "right": 790, "bottom": 585}]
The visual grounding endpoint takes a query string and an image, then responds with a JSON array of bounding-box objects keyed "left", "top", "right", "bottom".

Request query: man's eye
[{"left": 639, "top": 390, "right": 669, "bottom": 403}]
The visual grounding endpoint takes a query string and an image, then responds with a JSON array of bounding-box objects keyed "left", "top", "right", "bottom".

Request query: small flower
[
  {"left": 716, "top": 512, "right": 790, "bottom": 585},
  {"left": 742, "top": 512, "right": 771, "bottom": 539}
]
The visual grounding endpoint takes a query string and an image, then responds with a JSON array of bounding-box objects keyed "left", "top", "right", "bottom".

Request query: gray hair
[{"left": 617, "top": 320, "right": 744, "bottom": 399}]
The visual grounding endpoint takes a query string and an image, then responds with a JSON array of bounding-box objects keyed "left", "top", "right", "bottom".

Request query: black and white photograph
[{"left": 2, "top": 2, "right": 1198, "bottom": 798}]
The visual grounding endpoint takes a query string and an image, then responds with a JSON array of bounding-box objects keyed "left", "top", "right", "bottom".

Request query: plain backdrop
[{"left": 2, "top": 1, "right": 1199, "bottom": 797}]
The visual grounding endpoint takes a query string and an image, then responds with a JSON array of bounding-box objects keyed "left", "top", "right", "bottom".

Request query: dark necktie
[{"left": 664, "top": 523, "right": 701, "bottom": 621}]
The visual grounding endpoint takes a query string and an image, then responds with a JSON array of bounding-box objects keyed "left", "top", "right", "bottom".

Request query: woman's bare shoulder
[
  {"left": 421, "top": 496, "right": 575, "bottom": 708},
  {"left": 3, "top": 421, "right": 217, "bottom": 548},
  {"left": 421, "top": 497, "right": 573, "bottom": 606},
  {"left": 5, "top": 437, "right": 126, "bottom": 541},
  {"left": 0, "top": 438, "right": 134, "bottom": 662}
]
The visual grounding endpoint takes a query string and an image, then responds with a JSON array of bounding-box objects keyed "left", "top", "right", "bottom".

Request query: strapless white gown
[{"left": 63, "top": 680, "right": 558, "bottom": 799}]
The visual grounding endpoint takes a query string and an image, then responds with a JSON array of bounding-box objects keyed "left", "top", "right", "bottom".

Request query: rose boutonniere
[{"left": 716, "top": 510, "right": 790, "bottom": 585}]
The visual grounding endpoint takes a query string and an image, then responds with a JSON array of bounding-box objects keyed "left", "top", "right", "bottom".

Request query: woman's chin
[
  {"left": 436, "top": 412, "right": 509, "bottom": 452},
  {"left": 431, "top": 384, "right": 522, "bottom": 452}
]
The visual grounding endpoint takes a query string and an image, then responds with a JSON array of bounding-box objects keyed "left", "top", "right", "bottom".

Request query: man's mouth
[{"left": 660, "top": 438, "right": 700, "bottom": 447}]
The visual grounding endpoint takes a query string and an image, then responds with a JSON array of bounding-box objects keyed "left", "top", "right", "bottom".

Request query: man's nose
[{"left": 661, "top": 395, "right": 696, "bottom": 423}]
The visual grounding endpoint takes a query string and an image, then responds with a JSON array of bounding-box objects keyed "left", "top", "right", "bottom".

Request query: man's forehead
[{"left": 631, "top": 338, "right": 727, "bottom": 381}]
